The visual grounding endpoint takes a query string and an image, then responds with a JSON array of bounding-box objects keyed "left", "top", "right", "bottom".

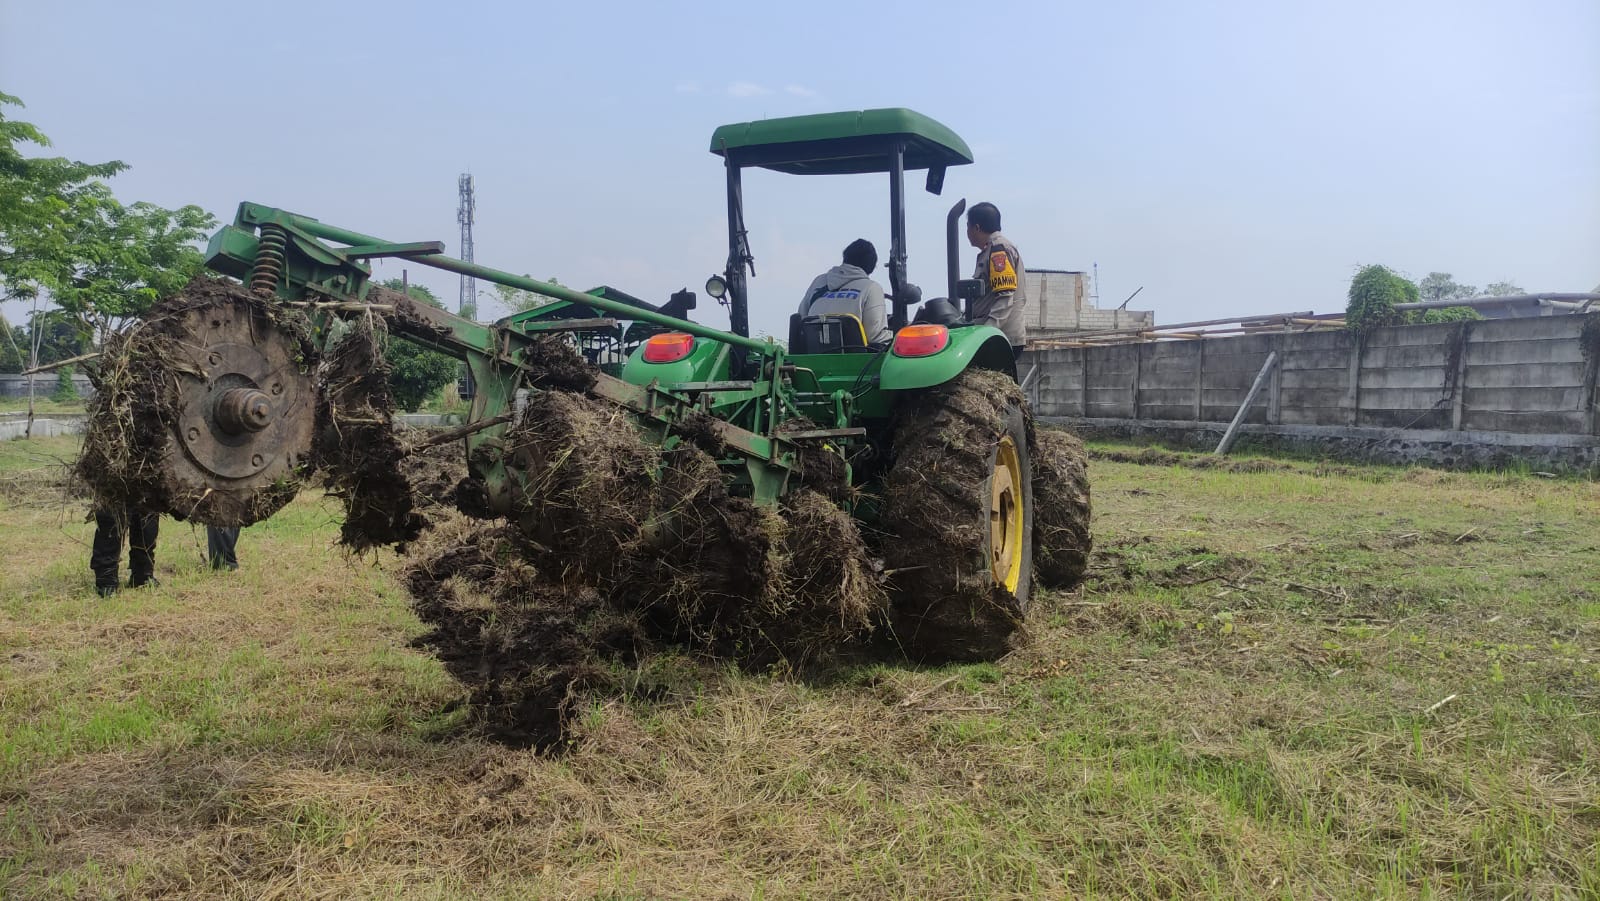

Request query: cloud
[
  {"left": 726, "top": 81, "right": 771, "bottom": 98},
  {"left": 783, "top": 84, "right": 819, "bottom": 99},
  {"left": 674, "top": 81, "right": 701, "bottom": 94}
]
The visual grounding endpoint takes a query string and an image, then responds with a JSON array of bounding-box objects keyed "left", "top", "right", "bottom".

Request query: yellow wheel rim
[{"left": 990, "top": 435, "right": 1024, "bottom": 593}]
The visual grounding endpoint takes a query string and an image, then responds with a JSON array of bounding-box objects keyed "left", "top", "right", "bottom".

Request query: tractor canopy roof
[{"left": 709, "top": 108, "right": 973, "bottom": 175}]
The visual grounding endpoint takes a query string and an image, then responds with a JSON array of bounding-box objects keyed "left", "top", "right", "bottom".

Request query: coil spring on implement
[{"left": 250, "top": 225, "right": 288, "bottom": 294}]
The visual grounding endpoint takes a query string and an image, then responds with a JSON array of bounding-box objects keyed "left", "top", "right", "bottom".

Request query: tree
[
  {"left": 1417, "top": 272, "right": 1477, "bottom": 304},
  {"left": 376, "top": 278, "right": 461, "bottom": 411},
  {"left": 0, "top": 92, "right": 126, "bottom": 304},
  {"left": 0, "top": 315, "right": 24, "bottom": 373},
  {"left": 0, "top": 93, "right": 215, "bottom": 342},
  {"left": 23, "top": 308, "right": 90, "bottom": 365},
  {"left": 1482, "top": 281, "right": 1524, "bottom": 297},
  {"left": 492, "top": 276, "right": 565, "bottom": 315}
]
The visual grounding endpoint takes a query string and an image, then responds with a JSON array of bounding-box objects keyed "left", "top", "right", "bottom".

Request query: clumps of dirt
[
  {"left": 777, "top": 416, "right": 853, "bottom": 504},
  {"left": 404, "top": 516, "right": 621, "bottom": 748},
  {"left": 521, "top": 335, "right": 597, "bottom": 392},
  {"left": 1031, "top": 428, "right": 1093, "bottom": 590},
  {"left": 880, "top": 369, "right": 1031, "bottom": 663},
  {"left": 504, "top": 390, "right": 659, "bottom": 573},
  {"left": 776, "top": 489, "right": 890, "bottom": 651},
  {"left": 404, "top": 386, "right": 887, "bottom": 748},
  {"left": 399, "top": 437, "right": 473, "bottom": 514},
  {"left": 77, "top": 277, "right": 316, "bottom": 527},
  {"left": 1090, "top": 447, "right": 1291, "bottom": 474},
  {"left": 316, "top": 319, "right": 425, "bottom": 552},
  {"left": 1086, "top": 539, "right": 1259, "bottom": 593}
]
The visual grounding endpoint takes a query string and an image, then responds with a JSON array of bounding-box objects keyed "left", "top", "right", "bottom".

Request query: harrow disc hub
[{"left": 173, "top": 312, "right": 314, "bottom": 484}]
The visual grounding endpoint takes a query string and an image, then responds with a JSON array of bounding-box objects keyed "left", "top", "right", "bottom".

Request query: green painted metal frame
[{"left": 204, "top": 202, "right": 812, "bottom": 508}]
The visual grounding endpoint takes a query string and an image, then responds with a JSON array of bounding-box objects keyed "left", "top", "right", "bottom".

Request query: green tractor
[{"left": 83, "top": 108, "right": 1090, "bottom": 666}]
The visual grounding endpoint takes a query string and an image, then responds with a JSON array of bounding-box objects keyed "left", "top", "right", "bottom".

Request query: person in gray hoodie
[{"left": 798, "top": 239, "right": 892, "bottom": 346}]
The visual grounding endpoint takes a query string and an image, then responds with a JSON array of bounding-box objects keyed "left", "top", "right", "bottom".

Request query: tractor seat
[{"left": 788, "top": 313, "right": 874, "bottom": 354}]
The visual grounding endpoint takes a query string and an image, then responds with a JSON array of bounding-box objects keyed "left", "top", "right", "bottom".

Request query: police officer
[
  {"left": 798, "top": 239, "right": 892, "bottom": 346},
  {"left": 90, "top": 508, "right": 159, "bottom": 596},
  {"left": 966, "top": 202, "right": 1028, "bottom": 358}
]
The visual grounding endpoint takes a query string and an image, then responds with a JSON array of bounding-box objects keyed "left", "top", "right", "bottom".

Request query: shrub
[
  {"left": 50, "top": 366, "right": 80, "bottom": 403},
  {"left": 1346, "top": 265, "right": 1417, "bottom": 333}
]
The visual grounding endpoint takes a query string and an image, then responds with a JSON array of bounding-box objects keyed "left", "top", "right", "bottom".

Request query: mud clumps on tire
[
  {"left": 317, "top": 319, "right": 426, "bottom": 552},
  {"left": 78, "top": 277, "right": 316, "bottom": 527},
  {"left": 1031, "top": 428, "right": 1093, "bottom": 590},
  {"left": 880, "top": 369, "right": 1031, "bottom": 663}
]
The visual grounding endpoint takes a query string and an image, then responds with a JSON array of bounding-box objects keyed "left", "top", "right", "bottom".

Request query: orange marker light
[
  {"left": 642, "top": 332, "right": 695, "bottom": 363},
  {"left": 892, "top": 324, "right": 950, "bottom": 357}
]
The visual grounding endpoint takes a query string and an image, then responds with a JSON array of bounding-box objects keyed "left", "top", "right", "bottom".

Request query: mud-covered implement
[{"left": 85, "top": 108, "right": 1092, "bottom": 742}]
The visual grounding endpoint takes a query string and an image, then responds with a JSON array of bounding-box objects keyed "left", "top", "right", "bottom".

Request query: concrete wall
[
  {"left": 1023, "top": 313, "right": 1600, "bottom": 468},
  {"left": 0, "top": 373, "right": 94, "bottom": 399}
]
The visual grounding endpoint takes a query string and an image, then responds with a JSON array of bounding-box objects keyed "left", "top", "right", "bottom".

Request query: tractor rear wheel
[
  {"left": 1031, "top": 428, "right": 1093, "bottom": 590},
  {"left": 881, "top": 368, "right": 1034, "bottom": 662}
]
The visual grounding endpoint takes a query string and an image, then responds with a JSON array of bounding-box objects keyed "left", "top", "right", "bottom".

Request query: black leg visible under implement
[
  {"left": 208, "top": 526, "right": 240, "bottom": 571},
  {"left": 90, "top": 509, "right": 123, "bottom": 594},
  {"left": 91, "top": 509, "right": 159, "bottom": 593},
  {"left": 128, "top": 513, "right": 158, "bottom": 586}
]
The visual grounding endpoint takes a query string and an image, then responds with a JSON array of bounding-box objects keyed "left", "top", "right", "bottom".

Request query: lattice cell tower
[{"left": 457, "top": 173, "right": 476, "bottom": 319}]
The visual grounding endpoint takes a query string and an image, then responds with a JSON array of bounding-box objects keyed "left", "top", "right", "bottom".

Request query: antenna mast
[{"left": 457, "top": 173, "right": 476, "bottom": 318}]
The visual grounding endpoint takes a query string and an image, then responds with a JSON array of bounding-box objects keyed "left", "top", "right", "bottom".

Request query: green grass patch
[{"left": 1, "top": 435, "right": 1597, "bottom": 897}]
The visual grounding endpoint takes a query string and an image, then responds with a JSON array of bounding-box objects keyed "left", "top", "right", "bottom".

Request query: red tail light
[
  {"left": 642, "top": 332, "right": 695, "bottom": 363},
  {"left": 892, "top": 324, "right": 950, "bottom": 357}
]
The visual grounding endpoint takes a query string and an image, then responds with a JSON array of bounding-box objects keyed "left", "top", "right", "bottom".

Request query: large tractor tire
[
  {"left": 881, "top": 368, "right": 1034, "bottom": 662},
  {"left": 1031, "top": 428, "right": 1093, "bottom": 590}
]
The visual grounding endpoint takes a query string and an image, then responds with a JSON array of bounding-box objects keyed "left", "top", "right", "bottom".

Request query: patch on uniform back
[{"left": 988, "top": 249, "right": 1018, "bottom": 292}]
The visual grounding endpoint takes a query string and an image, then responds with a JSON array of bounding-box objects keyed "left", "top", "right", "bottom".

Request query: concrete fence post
[
  {"left": 1345, "top": 333, "right": 1364, "bottom": 426},
  {"left": 1193, "top": 339, "right": 1206, "bottom": 422},
  {"left": 1080, "top": 351, "right": 1089, "bottom": 417},
  {"left": 1131, "top": 344, "right": 1143, "bottom": 421},
  {"left": 1450, "top": 321, "right": 1473, "bottom": 431},
  {"left": 1267, "top": 335, "right": 1283, "bottom": 425}
]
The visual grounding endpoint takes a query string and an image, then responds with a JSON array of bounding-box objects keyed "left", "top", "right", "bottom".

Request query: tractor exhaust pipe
[{"left": 946, "top": 198, "right": 966, "bottom": 309}]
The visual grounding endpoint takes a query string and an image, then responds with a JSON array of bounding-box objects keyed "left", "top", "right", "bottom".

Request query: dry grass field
[{"left": 2, "top": 434, "right": 1597, "bottom": 899}]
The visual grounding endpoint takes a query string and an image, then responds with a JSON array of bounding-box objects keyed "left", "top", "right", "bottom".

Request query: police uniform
[
  {"left": 798, "top": 263, "right": 892, "bottom": 345},
  {"left": 971, "top": 231, "right": 1027, "bottom": 350}
]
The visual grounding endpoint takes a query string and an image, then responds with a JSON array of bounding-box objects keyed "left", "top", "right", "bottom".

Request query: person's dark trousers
[
  {"left": 207, "top": 526, "right": 240, "bottom": 571},
  {"left": 91, "top": 509, "right": 159, "bottom": 595}
]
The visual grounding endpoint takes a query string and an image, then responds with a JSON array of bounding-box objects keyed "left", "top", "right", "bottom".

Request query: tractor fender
[
  {"left": 879, "top": 324, "right": 1016, "bottom": 390},
  {"left": 619, "top": 334, "right": 729, "bottom": 386}
]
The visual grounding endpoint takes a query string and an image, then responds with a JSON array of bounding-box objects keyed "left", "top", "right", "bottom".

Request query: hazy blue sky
[{"left": 3, "top": 0, "right": 1596, "bottom": 337}]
